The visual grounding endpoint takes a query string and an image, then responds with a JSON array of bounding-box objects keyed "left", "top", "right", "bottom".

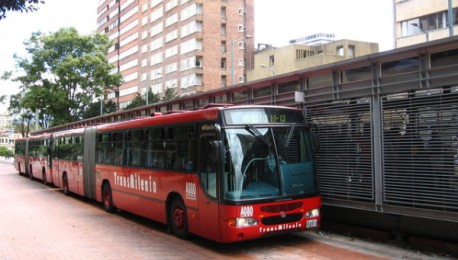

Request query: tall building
[
  {"left": 97, "top": 0, "right": 254, "bottom": 109},
  {"left": 394, "top": 0, "right": 458, "bottom": 48}
]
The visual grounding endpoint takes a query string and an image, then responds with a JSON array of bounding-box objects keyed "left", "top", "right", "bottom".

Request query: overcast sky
[{"left": 0, "top": 0, "right": 394, "bottom": 112}]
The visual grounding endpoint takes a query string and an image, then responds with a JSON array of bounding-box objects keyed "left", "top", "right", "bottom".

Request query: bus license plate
[{"left": 306, "top": 219, "right": 318, "bottom": 228}]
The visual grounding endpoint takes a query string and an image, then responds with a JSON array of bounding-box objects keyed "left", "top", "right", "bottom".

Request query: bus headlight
[
  {"left": 305, "top": 208, "right": 320, "bottom": 218},
  {"left": 228, "top": 218, "right": 258, "bottom": 227}
]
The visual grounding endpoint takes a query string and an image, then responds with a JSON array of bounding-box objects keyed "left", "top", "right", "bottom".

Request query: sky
[{"left": 0, "top": 0, "right": 394, "bottom": 112}]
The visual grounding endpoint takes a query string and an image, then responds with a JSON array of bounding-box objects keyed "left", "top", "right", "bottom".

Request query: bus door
[
  {"left": 197, "top": 134, "right": 221, "bottom": 241},
  {"left": 83, "top": 127, "right": 97, "bottom": 200}
]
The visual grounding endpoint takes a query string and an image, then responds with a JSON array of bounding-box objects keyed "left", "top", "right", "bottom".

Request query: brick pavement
[{"left": 0, "top": 163, "right": 447, "bottom": 260}]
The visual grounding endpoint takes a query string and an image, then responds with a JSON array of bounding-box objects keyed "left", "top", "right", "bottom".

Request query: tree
[
  {"left": 0, "top": 0, "right": 44, "bottom": 20},
  {"left": 0, "top": 146, "right": 13, "bottom": 157},
  {"left": 125, "top": 93, "right": 146, "bottom": 110},
  {"left": 124, "top": 89, "right": 161, "bottom": 110},
  {"left": 162, "top": 88, "right": 179, "bottom": 102},
  {"left": 0, "top": 72, "right": 11, "bottom": 104},
  {"left": 12, "top": 27, "right": 122, "bottom": 127},
  {"left": 9, "top": 93, "right": 34, "bottom": 137},
  {"left": 146, "top": 88, "right": 161, "bottom": 104},
  {"left": 82, "top": 99, "right": 117, "bottom": 119}
]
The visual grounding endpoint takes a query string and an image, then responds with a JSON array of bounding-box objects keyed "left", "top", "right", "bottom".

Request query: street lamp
[
  {"left": 260, "top": 64, "right": 275, "bottom": 77},
  {"left": 411, "top": 22, "right": 429, "bottom": 42}
]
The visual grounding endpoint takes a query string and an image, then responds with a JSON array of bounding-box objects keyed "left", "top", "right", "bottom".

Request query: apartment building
[
  {"left": 97, "top": 0, "right": 254, "bottom": 109},
  {"left": 395, "top": 0, "right": 458, "bottom": 48}
]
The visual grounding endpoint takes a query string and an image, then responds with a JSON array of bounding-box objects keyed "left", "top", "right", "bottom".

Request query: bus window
[
  {"left": 113, "top": 132, "right": 123, "bottom": 165},
  {"left": 149, "top": 128, "right": 165, "bottom": 169},
  {"left": 130, "top": 130, "right": 144, "bottom": 166}
]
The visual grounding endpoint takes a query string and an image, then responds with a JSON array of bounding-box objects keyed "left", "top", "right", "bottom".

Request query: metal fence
[{"left": 306, "top": 40, "right": 458, "bottom": 221}]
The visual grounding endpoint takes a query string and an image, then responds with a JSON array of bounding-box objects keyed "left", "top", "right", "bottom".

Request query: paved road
[{"left": 0, "top": 163, "right": 449, "bottom": 259}]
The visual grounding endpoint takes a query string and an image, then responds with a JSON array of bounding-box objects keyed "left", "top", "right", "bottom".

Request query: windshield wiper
[
  {"left": 245, "top": 124, "right": 272, "bottom": 147},
  {"left": 284, "top": 123, "right": 296, "bottom": 148}
]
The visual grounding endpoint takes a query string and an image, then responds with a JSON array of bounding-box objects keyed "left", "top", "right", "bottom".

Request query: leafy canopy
[
  {"left": 12, "top": 27, "right": 122, "bottom": 127},
  {"left": 124, "top": 89, "right": 161, "bottom": 110},
  {"left": 0, "top": 0, "right": 45, "bottom": 20}
]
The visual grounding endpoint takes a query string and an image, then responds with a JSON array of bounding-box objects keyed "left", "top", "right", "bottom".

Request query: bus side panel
[
  {"left": 95, "top": 164, "right": 200, "bottom": 230},
  {"left": 97, "top": 165, "right": 144, "bottom": 216}
]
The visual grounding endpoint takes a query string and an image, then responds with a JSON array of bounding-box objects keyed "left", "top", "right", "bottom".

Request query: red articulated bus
[
  {"left": 16, "top": 134, "right": 53, "bottom": 184},
  {"left": 15, "top": 104, "right": 321, "bottom": 243}
]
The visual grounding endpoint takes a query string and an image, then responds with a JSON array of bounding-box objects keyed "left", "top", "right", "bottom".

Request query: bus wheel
[
  {"left": 169, "top": 198, "right": 189, "bottom": 239},
  {"left": 102, "top": 183, "right": 116, "bottom": 213},
  {"left": 62, "top": 174, "right": 69, "bottom": 196}
]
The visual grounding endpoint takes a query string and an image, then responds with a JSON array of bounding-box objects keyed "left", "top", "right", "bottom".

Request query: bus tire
[
  {"left": 62, "top": 174, "right": 70, "bottom": 196},
  {"left": 169, "top": 198, "right": 189, "bottom": 239},
  {"left": 102, "top": 182, "right": 116, "bottom": 213}
]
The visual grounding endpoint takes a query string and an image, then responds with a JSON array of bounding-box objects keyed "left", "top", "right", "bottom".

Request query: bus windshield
[{"left": 222, "top": 125, "right": 317, "bottom": 201}]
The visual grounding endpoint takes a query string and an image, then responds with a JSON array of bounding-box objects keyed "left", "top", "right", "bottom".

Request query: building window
[
  {"left": 165, "top": 46, "right": 178, "bottom": 58},
  {"left": 400, "top": 8, "right": 458, "bottom": 37},
  {"left": 181, "top": 74, "right": 202, "bottom": 89},
  {"left": 238, "top": 24, "right": 244, "bottom": 32},
  {"left": 181, "top": 21, "right": 203, "bottom": 38},
  {"left": 348, "top": 45, "right": 355, "bottom": 58},
  {"left": 181, "top": 38, "right": 202, "bottom": 54},
  {"left": 165, "top": 79, "right": 177, "bottom": 89},
  {"left": 238, "top": 41, "right": 244, "bottom": 50},
  {"left": 221, "top": 24, "right": 226, "bottom": 35},
  {"left": 238, "top": 8, "right": 244, "bottom": 16},
  {"left": 165, "top": 62, "right": 178, "bottom": 74},
  {"left": 165, "top": 0, "right": 178, "bottom": 12},
  {"left": 269, "top": 55, "right": 275, "bottom": 66},
  {"left": 165, "top": 13, "right": 178, "bottom": 27},
  {"left": 165, "top": 30, "right": 178, "bottom": 42},
  {"left": 221, "top": 7, "right": 226, "bottom": 18},
  {"left": 221, "top": 58, "right": 227, "bottom": 69},
  {"left": 221, "top": 41, "right": 227, "bottom": 53},
  {"left": 336, "top": 46, "right": 344, "bottom": 56},
  {"left": 221, "top": 75, "right": 227, "bottom": 87}
]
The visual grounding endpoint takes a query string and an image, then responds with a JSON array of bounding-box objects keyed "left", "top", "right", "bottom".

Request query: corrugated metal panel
[
  {"left": 307, "top": 99, "right": 373, "bottom": 202},
  {"left": 382, "top": 88, "right": 458, "bottom": 211}
]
